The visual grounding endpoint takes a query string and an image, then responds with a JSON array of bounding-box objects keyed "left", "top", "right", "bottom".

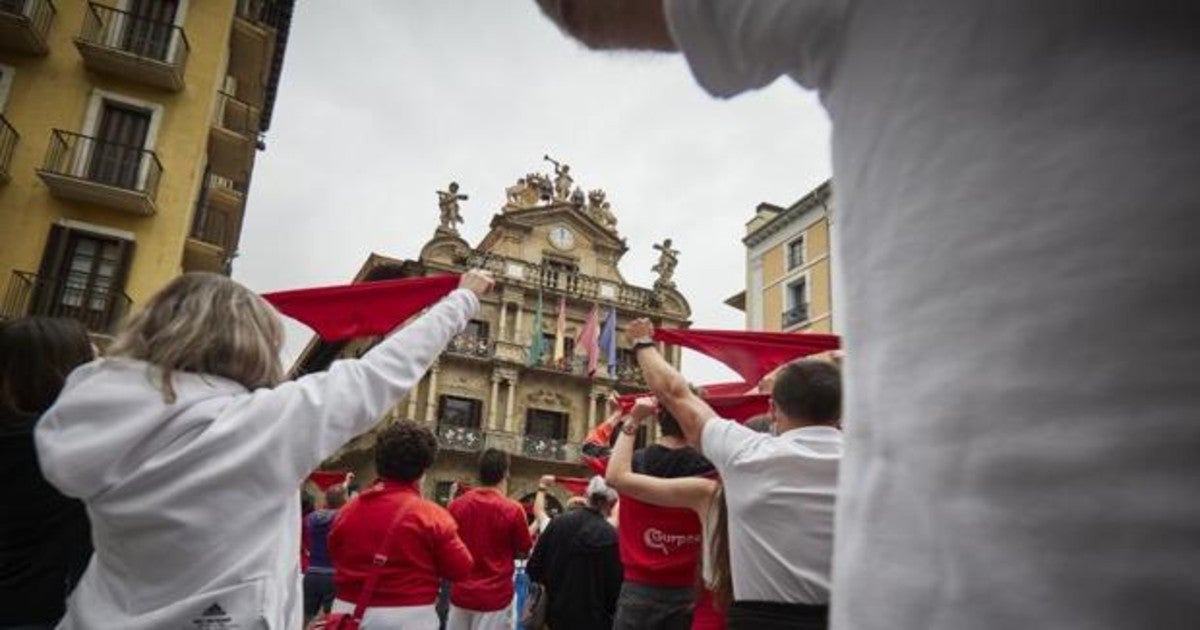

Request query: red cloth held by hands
[
  {"left": 652, "top": 328, "right": 840, "bottom": 385},
  {"left": 262, "top": 275, "right": 461, "bottom": 342},
  {"left": 308, "top": 471, "right": 349, "bottom": 491}
]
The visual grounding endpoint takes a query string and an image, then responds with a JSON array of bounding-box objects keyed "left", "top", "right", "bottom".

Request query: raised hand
[{"left": 459, "top": 269, "right": 495, "bottom": 297}]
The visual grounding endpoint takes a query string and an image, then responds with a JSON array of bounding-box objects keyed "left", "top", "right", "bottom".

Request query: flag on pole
[
  {"left": 575, "top": 304, "right": 601, "bottom": 376},
  {"left": 597, "top": 307, "right": 618, "bottom": 377},
  {"left": 527, "top": 290, "right": 545, "bottom": 366},
  {"left": 553, "top": 295, "right": 567, "bottom": 362}
]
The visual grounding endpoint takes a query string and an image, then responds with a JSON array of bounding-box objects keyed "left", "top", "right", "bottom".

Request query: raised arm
[
  {"left": 606, "top": 397, "right": 717, "bottom": 512},
  {"left": 533, "top": 0, "right": 677, "bottom": 51},
  {"left": 247, "top": 271, "right": 494, "bottom": 484},
  {"left": 627, "top": 318, "right": 716, "bottom": 448}
]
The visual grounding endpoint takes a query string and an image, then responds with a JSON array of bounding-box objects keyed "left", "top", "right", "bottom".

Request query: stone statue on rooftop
[
  {"left": 587, "top": 189, "right": 617, "bottom": 231},
  {"left": 544, "top": 155, "right": 574, "bottom": 201},
  {"left": 436, "top": 181, "right": 468, "bottom": 232},
  {"left": 652, "top": 238, "right": 680, "bottom": 289}
]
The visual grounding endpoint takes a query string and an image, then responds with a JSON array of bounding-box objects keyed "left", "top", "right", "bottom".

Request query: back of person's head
[
  {"left": 324, "top": 486, "right": 347, "bottom": 509},
  {"left": 375, "top": 420, "right": 438, "bottom": 482},
  {"left": 656, "top": 383, "right": 700, "bottom": 439},
  {"left": 478, "top": 448, "right": 509, "bottom": 486},
  {"left": 106, "top": 272, "right": 284, "bottom": 403},
  {"left": 771, "top": 359, "right": 841, "bottom": 427},
  {"left": 0, "top": 316, "right": 93, "bottom": 417},
  {"left": 586, "top": 475, "right": 618, "bottom": 511}
]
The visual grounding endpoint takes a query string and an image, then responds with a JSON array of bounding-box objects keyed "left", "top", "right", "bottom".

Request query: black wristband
[{"left": 633, "top": 341, "right": 656, "bottom": 352}]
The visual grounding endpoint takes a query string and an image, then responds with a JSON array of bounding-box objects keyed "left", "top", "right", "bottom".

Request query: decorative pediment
[{"left": 479, "top": 203, "right": 627, "bottom": 255}]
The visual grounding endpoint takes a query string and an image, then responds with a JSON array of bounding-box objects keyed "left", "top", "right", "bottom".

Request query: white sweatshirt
[{"left": 35, "top": 288, "right": 479, "bottom": 630}]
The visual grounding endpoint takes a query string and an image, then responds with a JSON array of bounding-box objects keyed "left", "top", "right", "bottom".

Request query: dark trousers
[
  {"left": 302, "top": 570, "right": 336, "bottom": 623},
  {"left": 726, "top": 600, "right": 829, "bottom": 630},
  {"left": 612, "top": 581, "right": 696, "bottom": 630}
]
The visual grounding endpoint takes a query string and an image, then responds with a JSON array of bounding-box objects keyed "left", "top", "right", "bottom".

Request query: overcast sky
[{"left": 233, "top": 2, "right": 833, "bottom": 385}]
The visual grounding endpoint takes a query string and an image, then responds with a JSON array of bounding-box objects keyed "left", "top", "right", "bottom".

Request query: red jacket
[
  {"left": 448, "top": 488, "right": 533, "bottom": 612},
  {"left": 329, "top": 480, "right": 473, "bottom": 607},
  {"left": 618, "top": 495, "right": 704, "bottom": 588}
]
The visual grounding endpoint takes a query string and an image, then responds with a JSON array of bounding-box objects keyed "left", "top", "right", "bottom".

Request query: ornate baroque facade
[{"left": 294, "top": 162, "right": 691, "bottom": 506}]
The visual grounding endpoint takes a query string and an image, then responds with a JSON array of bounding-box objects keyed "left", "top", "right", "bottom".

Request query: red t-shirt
[
  {"left": 448, "top": 487, "right": 534, "bottom": 612},
  {"left": 329, "top": 480, "right": 474, "bottom": 607}
]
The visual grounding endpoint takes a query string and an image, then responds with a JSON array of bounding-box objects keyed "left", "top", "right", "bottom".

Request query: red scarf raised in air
[
  {"left": 262, "top": 275, "right": 460, "bottom": 341},
  {"left": 652, "top": 328, "right": 840, "bottom": 385}
]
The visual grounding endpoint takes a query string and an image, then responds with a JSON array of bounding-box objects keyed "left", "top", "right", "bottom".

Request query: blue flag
[{"left": 598, "top": 307, "right": 618, "bottom": 377}]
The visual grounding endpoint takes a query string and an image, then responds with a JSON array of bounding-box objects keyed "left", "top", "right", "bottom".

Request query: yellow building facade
[
  {"left": 727, "top": 180, "right": 836, "bottom": 333},
  {"left": 0, "top": 0, "right": 291, "bottom": 336},
  {"left": 293, "top": 168, "right": 693, "bottom": 509}
]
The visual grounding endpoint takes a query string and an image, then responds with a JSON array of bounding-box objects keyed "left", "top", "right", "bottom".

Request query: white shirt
[
  {"left": 36, "top": 290, "right": 479, "bottom": 630},
  {"left": 701, "top": 420, "right": 841, "bottom": 604},
  {"left": 668, "top": 2, "right": 1200, "bottom": 629}
]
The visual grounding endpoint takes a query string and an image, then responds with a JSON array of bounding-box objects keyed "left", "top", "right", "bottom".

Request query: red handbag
[{"left": 309, "top": 503, "right": 409, "bottom": 630}]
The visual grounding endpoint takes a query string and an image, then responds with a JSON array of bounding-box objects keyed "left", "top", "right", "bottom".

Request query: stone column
[
  {"left": 497, "top": 303, "right": 509, "bottom": 341},
  {"left": 488, "top": 372, "right": 501, "bottom": 430},
  {"left": 504, "top": 376, "right": 518, "bottom": 429},
  {"left": 513, "top": 305, "right": 524, "bottom": 343},
  {"left": 587, "top": 393, "right": 597, "bottom": 428},
  {"left": 406, "top": 379, "right": 419, "bottom": 421},
  {"left": 425, "top": 363, "right": 440, "bottom": 423}
]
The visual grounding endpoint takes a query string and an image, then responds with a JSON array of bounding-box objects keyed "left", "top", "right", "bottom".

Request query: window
[
  {"left": 123, "top": 0, "right": 181, "bottom": 61},
  {"left": 526, "top": 408, "right": 568, "bottom": 440},
  {"left": 0, "top": 64, "right": 13, "bottom": 113},
  {"left": 787, "top": 237, "right": 805, "bottom": 270},
  {"left": 540, "top": 333, "right": 574, "bottom": 357},
  {"left": 89, "top": 101, "right": 152, "bottom": 189},
  {"left": 29, "top": 225, "right": 134, "bottom": 331},
  {"left": 438, "top": 395, "right": 482, "bottom": 429},
  {"left": 784, "top": 279, "right": 808, "bottom": 328},
  {"left": 464, "top": 319, "right": 490, "bottom": 340}
]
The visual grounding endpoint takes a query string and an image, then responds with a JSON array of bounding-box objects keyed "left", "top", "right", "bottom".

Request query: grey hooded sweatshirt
[{"left": 35, "top": 288, "right": 478, "bottom": 629}]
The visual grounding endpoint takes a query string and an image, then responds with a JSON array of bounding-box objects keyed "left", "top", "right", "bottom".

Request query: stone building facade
[{"left": 293, "top": 166, "right": 691, "bottom": 508}]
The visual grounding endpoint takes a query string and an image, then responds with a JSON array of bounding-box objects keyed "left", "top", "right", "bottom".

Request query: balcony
[
  {"left": 783, "top": 303, "right": 809, "bottom": 328},
  {"left": 0, "top": 0, "right": 55, "bottom": 54},
  {"left": 38, "top": 130, "right": 162, "bottom": 215},
  {"left": 522, "top": 435, "right": 576, "bottom": 463},
  {"left": 436, "top": 423, "right": 484, "bottom": 452},
  {"left": 184, "top": 175, "right": 246, "bottom": 274},
  {"left": 466, "top": 252, "right": 660, "bottom": 312},
  {"left": 446, "top": 334, "right": 493, "bottom": 360},
  {"left": 75, "top": 3, "right": 188, "bottom": 91},
  {"left": 1, "top": 271, "right": 131, "bottom": 334},
  {"left": 208, "top": 92, "right": 260, "bottom": 180},
  {"left": 0, "top": 115, "right": 16, "bottom": 183},
  {"left": 229, "top": 0, "right": 279, "bottom": 109}
]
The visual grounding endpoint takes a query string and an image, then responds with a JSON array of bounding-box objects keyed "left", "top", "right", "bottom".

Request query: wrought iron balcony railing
[
  {"left": 447, "top": 334, "right": 492, "bottom": 359},
  {"left": 78, "top": 2, "right": 189, "bottom": 68},
  {"left": 1, "top": 271, "right": 131, "bottom": 334},
  {"left": 41, "top": 129, "right": 163, "bottom": 198},
  {"left": 0, "top": 115, "right": 16, "bottom": 181},
  {"left": 522, "top": 435, "right": 571, "bottom": 462},
  {"left": 436, "top": 423, "right": 484, "bottom": 452},
  {"left": 783, "top": 303, "right": 809, "bottom": 328},
  {"left": 0, "top": 0, "right": 55, "bottom": 54}
]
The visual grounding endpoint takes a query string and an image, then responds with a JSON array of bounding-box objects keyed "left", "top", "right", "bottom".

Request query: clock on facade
[{"left": 548, "top": 226, "right": 576, "bottom": 250}]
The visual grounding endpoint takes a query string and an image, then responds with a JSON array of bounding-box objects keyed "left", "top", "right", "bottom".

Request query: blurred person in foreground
[{"left": 533, "top": 2, "right": 1200, "bottom": 628}]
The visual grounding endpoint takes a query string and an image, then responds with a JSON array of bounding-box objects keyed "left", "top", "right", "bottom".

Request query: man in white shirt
[
  {"left": 627, "top": 318, "right": 841, "bottom": 630},
  {"left": 534, "top": 2, "right": 1200, "bottom": 629}
]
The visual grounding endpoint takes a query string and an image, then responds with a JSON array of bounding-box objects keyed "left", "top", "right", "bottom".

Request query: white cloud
[{"left": 233, "top": 1, "right": 832, "bottom": 385}]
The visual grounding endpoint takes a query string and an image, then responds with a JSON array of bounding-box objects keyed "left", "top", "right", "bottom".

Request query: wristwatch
[{"left": 632, "top": 338, "right": 656, "bottom": 352}]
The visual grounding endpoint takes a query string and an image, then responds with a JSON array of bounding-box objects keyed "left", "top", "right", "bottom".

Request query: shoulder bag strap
[{"left": 347, "top": 497, "right": 413, "bottom": 623}]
